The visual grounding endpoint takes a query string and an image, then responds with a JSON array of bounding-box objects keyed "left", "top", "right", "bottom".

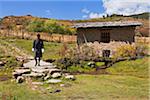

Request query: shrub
[
  {"left": 27, "top": 19, "right": 75, "bottom": 35},
  {"left": 113, "top": 43, "right": 136, "bottom": 58}
]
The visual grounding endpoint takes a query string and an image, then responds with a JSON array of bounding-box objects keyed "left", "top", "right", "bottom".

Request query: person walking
[{"left": 32, "top": 34, "right": 44, "bottom": 66}]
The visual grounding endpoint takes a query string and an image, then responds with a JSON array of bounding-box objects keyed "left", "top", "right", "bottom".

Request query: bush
[
  {"left": 113, "top": 43, "right": 136, "bottom": 58},
  {"left": 114, "top": 42, "right": 149, "bottom": 58},
  {"left": 27, "top": 19, "right": 75, "bottom": 35}
]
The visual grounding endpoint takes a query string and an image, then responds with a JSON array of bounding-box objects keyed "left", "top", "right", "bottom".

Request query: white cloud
[
  {"left": 102, "top": 0, "right": 150, "bottom": 15},
  {"left": 82, "top": 15, "right": 88, "bottom": 18},
  {"left": 89, "top": 12, "right": 104, "bottom": 18},
  {"left": 81, "top": 8, "right": 90, "bottom": 14},
  {"left": 81, "top": 0, "right": 150, "bottom": 19},
  {"left": 45, "top": 10, "right": 51, "bottom": 16}
]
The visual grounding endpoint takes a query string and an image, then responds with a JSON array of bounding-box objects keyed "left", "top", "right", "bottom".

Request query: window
[{"left": 101, "top": 32, "right": 110, "bottom": 43}]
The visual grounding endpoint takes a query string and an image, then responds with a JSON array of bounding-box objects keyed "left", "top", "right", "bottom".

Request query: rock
[
  {"left": 32, "top": 82, "right": 44, "bottom": 85},
  {"left": 48, "top": 69, "right": 61, "bottom": 75},
  {"left": 0, "top": 61, "right": 5, "bottom": 66},
  {"left": 60, "top": 83, "right": 72, "bottom": 87},
  {"left": 23, "top": 60, "right": 55, "bottom": 68},
  {"left": 12, "top": 72, "right": 22, "bottom": 79},
  {"left": 22, "top": 72, "right": 44, "bottom": 77},
  {"left": 51, "top": 73, "right": 61, "bottom": 78},
  {"left": 31, "top": 68, "right": 49, "bottom": 73},
  {"left": 46, "top": 79, "right": 62, "bottom": 84},
  {"left": 49, "top": 89, "right": 61, "bottom": 93},
  {"left": 60, "top": 84, "right": 65, "bottom": 87},
  {"left": 44, "top": 75, "right": 51, "bottom": 80},
  {"left": 14, "top": 69, "right": 31, "bottom": 74},
  {"left": 65, "top": 75, "right": 76, "bottom": 80},
  {"left": 16, "top": 76, "right": 24, "bottom": 83},
  {"left": 87, "top": 62, "right": 95, "bottom": 67}
]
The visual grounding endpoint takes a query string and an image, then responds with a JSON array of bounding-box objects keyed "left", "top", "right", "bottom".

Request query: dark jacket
[{"left": 33, "top": 39, "right": 44, "bottom": 58}]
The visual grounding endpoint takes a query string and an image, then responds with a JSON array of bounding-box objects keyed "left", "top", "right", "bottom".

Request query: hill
[
  {"left": 128, "top": 12, "right": 150, "bottom": 19},
  {"left": 0, "top": 15, "right": 75, "bottom": 35},
  {"left": 0, "top": 12, "right": 149, "bottom": 36}
]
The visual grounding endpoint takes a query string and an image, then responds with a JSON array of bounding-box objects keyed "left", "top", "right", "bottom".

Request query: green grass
[
  {"left": 0, "top": 37, "right": 149, "bottom": 100},
  {"left": 0, "top": 75, "right": 148, "bottom": 100},
  {"left": 0, "top": 37, "right": 75, "bottom": 60},
  {"left": 106, "top": 57, "right": 149, "bottom": 78}
]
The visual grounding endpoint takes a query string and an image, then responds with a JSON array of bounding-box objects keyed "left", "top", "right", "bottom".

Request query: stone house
[
  {"left": 73, "top": 21, "right": 142, "bottom": 44},
  {"left": 73, "top": 21, "right": 142, "bottom": 57}
]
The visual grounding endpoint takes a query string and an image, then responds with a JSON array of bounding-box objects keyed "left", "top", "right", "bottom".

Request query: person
[{"left": 32, "top": 34, "right": 44, "bottom": 66}]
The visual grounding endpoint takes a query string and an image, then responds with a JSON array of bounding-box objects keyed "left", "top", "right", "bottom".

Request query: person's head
[{"left": 37, "top": 34, "right": 40, "bottom": 39}]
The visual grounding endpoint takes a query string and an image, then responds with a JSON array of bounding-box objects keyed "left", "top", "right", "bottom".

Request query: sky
[{"left": 0, "top": 0, "right": 150, "bottom": 20}]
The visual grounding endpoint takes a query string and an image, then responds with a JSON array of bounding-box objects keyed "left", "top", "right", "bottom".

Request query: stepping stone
[
  {"left": 65, "top": 75, "right": 76, "bottom": 80},
  {"left": 46, "top": 79, "right": 62, "bottom": 84},
  {"left": 51, "top": 72, "right": 61, "bottom": 78},
  {"left": 23, "top": 60, "right": 55, "bottom": 68},
  {"left": 14, "top": 69, "right": 31, "bottom": 74},
  {"left": 49, "top": 69, "right": 61, "bottom": 75},
  {"left": 22, "top": 72, "right": 44, "bottom": 77},
  {"left": 32, "top": 82, "right": 44, "bottom": 85},
  {"left": 31, "top": 68, "right": 50, "bottom": 73}
]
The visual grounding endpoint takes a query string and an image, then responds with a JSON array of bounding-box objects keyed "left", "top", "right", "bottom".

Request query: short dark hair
[{"left": 37, "top": 34, "right": 40, "bottom": 37}]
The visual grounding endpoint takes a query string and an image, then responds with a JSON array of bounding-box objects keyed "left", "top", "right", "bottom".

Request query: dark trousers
[{"left": 34, "top": 50, "right": 42, "bottom": 66}]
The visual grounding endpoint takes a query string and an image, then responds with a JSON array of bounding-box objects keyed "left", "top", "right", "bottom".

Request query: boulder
[
  {"left": 46, "top": 79, "right": 62, "bottom": 84},
  {"left": 65, "top": 75, "right": 76, "bottom": 80},
  {"left": 16, "top": 76, "right": 24, "bottom": 83},
  {"left": 51, "top": 73, "right": 61, "bottom": 78}
]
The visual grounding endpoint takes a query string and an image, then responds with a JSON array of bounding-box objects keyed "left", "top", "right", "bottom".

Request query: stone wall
[{"left": 77, "top": 26, "right": 136, "bottom": 44}]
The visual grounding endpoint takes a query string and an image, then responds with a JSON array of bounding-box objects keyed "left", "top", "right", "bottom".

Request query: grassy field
[
  {"left": 0, "top": 74, "right": 148, "bottom": 100},
  {"left": 0, "top": 37, "right": 149, "bottom": 100},
  {"left": 0, "top": 37, "right": 75, "bottom": 60}
]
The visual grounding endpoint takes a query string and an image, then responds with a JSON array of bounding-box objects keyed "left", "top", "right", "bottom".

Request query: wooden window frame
[{"left": 101, "top": 32, "right": 110, "bottom": 43}]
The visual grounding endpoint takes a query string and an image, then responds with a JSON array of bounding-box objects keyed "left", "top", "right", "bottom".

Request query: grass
[
  {"left": 106, "top": 57, "right": 149, "bottom": 78},
  {"left": 0, "top": 37, "right": 149, "bottom": 100},
  {"left": 0, "top": 56, "right": 149, "bottom": 100},
  {"left": 0, "top": 74, "right": 148, "bottom": 100},
  {"left": 0, "top": 36, "right": 75, "bottom": 60}
]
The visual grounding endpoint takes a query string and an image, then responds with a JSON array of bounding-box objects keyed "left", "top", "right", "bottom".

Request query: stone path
[
  {"left": 23, "top": 60, "right": 56, "bottom": 68},
  {"left": 13, "top": 59, "right": 75, "bottom": 84}
]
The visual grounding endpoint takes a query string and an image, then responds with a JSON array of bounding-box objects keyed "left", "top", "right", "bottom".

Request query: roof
[{"left": 73, "top": 21, "right": 142, "bottom": 28}]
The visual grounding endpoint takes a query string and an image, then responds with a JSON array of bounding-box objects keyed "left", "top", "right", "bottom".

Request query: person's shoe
[{"left": 38, "top": 64, "right": 40, "bottom": 66}]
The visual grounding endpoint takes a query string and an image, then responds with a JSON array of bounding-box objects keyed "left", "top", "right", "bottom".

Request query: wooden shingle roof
[{"left": 73, "top": 21, "right": 142, "bottom": 28}]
